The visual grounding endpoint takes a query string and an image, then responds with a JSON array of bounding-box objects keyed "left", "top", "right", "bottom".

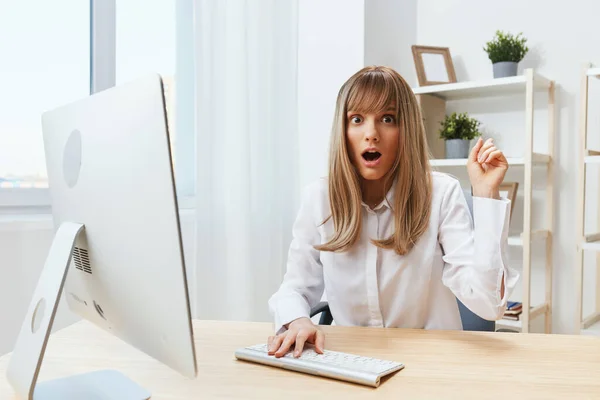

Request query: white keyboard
[{"left": 234, "top": 343, "right": 404, "bottom": 387}]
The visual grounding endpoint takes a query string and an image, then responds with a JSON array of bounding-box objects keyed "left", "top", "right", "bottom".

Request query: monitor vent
[{"left": 73, "top": 247, "right": 92, "bottom": 274}]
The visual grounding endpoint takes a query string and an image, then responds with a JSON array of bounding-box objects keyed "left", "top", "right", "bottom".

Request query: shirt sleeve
[
  {"left": 268, "top": 182, "right": 325, "bottom": 334},
  {"left": 438, "top": 179, "right": 519, "bottom": 321}
]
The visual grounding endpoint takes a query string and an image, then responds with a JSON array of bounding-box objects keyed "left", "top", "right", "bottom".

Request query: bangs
[{"left": 346, "top": 69, "right": 398, "bottom": 115}]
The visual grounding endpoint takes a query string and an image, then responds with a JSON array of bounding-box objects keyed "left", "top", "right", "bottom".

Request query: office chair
[
  {"left": 309, "top": 189, "right": 496, "bottom": 332},
  {"left": 310, "top": 299, "right": 495, "bottom": 331}
]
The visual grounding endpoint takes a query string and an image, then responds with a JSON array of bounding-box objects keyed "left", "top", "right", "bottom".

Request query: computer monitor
[{"left": 6, "top": 74, "right": 197, "bottom": 399}]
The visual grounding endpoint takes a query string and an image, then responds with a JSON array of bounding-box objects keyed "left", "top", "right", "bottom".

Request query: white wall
[
  {"left": 297, "top": 0, "right": 366, "bottom": 190},
  {"left": 365, "top": 0, "right": 418, "bottom": 85},
  {"left": 0, "top": 211, "right": 197, "bottom": 356},
  {"left": 410, "top": 0, "right": 600, "bottom": 334}
]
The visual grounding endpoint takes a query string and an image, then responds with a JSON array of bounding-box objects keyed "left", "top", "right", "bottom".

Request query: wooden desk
[{"left": 1, "top": 320, "right": 600, "bottom": 399}]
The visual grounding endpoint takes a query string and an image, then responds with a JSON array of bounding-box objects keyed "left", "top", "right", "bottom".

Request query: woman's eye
[
  {"left": 382, "top": 115, "right": 395, "bottom": 123},
  {"left": 350, "top": 116, "right": 363, "bottom": 124}
]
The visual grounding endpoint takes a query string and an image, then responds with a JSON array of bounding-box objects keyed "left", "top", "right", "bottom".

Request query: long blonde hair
[{"left": 315, "top": 66, "right": 432, "bottom": 256}]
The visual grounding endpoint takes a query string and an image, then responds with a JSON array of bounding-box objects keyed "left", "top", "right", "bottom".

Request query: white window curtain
[{"left": 193, "top": 0, "right": 300, "bottom": 321}]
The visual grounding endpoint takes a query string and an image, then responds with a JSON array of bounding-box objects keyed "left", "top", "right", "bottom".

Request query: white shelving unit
[
  {"left": 415, "top": 69, "right": 556, "bottom": 333},
  {"left": 413, "top": 74, "right": 551, "bottom": 100},
  {"left": 575, "top": 63, "right": 600, "bottom": 335},
  {"left": 429, "top": 154, "right": 550, "bottom": 167}
]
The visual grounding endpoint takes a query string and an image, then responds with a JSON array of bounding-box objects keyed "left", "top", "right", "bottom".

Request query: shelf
[
  {"left": 586, "top": 149, "right": 600, "bottom": 156},
  {"left": 586, "top": 67, "right": 600, "bottom": 78},
  {"left": 582, "top": 311, "right": 600, "bottom": 331},
  {"left": 412, "top": 73, "right": 551, "bottom": 101},
  {"left": 580, "top": 234, "right": 600, "bottom": 252},
  {"left": 585, "top": 155, "right": 600, "bottom": 164},
  {"left": 496, "top": 303, "right": 548, "bottom": 331},
  {"left": 585, "top": 233, "right": 600, "bottom": 242},
  {"left": 581, "top": 240, "right": 600, "bottom": 252},
  {"left": 582, "top": 320, "right": 600, "bottom": 336},
  {"left": 496, "top": 319, "right": 522, "bottom": 330},
  {"left": 507, "top": 236, "right": 521, "bottom": 246},
  {"left": 508, "top": 230, "right": 550, "bottom": 247},
  {"left": 430, "top": 153, "right": 550, "bottom": 167}
]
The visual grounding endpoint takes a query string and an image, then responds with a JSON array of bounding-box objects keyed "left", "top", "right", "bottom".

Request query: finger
[
  {"left": 314, "top": 330, "right": 325, "bottom": 354},
  {"left": 485, "top": 149, "right": 505, "bottom": 164},
  {"left": 267, "top": 335, "right": 275, "bottom": 349},
  {"left": 468, "top": 137, "right": 484, "bottom": 162},
  {"left": 275, "top": 332, "right": 296, "bottom": 358},
  {"left": 477, "top": 141, "right": 495, "bottom": 161},
  {"left": 294, "top": 331, "right": 310, "bottom": 358},
  {"left": 478, "top": 146, "right": 497, "bottom": 163},
  {"left": 268, "top": 333, "right": 284, "bottom": 355},
  {"left": 478, "top": 137, "right": 493, "bottom": 150}
]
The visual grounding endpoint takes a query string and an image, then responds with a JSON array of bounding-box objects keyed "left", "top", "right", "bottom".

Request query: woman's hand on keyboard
[{"left": 267, "top": 317, "right": 325, "bottom": 358}]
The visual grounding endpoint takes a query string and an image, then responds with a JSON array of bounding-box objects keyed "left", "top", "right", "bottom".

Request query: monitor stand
[{"left": 5, "top": 222, "right": 150, "bottom": 400}]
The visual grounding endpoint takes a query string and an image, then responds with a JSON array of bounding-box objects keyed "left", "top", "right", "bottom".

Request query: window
[
  {"left": 116, "top": 0, "right": 180, "bottom": 185},
  {"left": 0, "top": 1, "right": 90, "bottom": 190},
  {"left": 115, "top": 0, "right": 176, "bottom": 85},
  {"left": 1, "top": 0, "right": 194, "bottom": 210}
]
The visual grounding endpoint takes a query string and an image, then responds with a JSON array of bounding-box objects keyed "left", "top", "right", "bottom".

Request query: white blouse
[{"left": 268, "top": 172, "right": 519, "bottom": 333}]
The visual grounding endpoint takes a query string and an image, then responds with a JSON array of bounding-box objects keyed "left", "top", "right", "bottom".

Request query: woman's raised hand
[{"left": 467, "top": 137, "right": 509, "bottom": 198}]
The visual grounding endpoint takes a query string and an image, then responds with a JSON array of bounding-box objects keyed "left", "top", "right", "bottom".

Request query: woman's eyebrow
[{"left": 346, "top": 108, "right": 395, "bottom": 115}]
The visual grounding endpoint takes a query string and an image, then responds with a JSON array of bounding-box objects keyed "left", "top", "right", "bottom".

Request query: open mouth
[{"left": 362, "top": 150, "right": 382, "bottom": 162}]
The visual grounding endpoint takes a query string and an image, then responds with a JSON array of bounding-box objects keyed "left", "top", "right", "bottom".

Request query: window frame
[
  {"left": 0, "top": 0, "right": 115, "bottom": 210},
  {"left": 0, "top": 0, "right": 195, "bottom": 211}
]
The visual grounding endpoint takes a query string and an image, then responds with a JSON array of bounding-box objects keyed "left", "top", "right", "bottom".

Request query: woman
[{"left": 267, "top": 66, "right": 518, "bottom": 358}]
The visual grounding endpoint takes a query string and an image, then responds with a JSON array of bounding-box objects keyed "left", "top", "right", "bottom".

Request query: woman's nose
[{"left": 364, "top": 121, "right": 379, "bottom": 141}]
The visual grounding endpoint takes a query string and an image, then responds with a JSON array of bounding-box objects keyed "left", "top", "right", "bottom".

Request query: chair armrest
[
  {"left": 310, "top": 302, "right": 333, "bottom": 325},
  {"left": 310, "top": 302, "right": 330, "bottom": 317}
]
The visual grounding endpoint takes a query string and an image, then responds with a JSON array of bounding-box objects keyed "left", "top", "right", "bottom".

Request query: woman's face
[{"left": 346, "top": 107, "right": 400, "bottom": 182}]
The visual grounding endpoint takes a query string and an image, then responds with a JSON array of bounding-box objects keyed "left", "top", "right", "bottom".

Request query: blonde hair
[{"left": 315, "top": 66, "right": 432, "bottom": 256}]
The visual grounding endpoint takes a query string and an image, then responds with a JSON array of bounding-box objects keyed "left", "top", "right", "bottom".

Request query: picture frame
[
  {"left": 499, "top": 182, "right": 518, "bottom": 220},
  {"left": 411, "top": 45, "right": 457, "bottom": 87}
]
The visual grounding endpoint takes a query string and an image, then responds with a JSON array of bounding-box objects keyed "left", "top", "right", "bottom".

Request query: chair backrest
[{"left": 457, "top": 190, "right": 495, "bottom": 332}]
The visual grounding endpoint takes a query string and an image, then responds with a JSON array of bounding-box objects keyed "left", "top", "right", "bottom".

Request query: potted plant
[
  {"left": 439, "top": 112, "right": 482, "bottom": 159},
  {"left": 483, "top": 30, "right": 529, "bottom": 78}
]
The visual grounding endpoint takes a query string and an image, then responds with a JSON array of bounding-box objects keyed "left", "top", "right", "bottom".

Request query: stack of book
[{"left": 503, "top": 301, "right": 522, "bottom": 321}]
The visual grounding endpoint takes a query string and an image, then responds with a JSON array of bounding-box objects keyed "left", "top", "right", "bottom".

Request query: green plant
[
  {"left": 438, "top": 112, "right": 482, "bottom": 141},
  {"left": 483, "top": 30, "right": 529, "bottom": 63}
]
